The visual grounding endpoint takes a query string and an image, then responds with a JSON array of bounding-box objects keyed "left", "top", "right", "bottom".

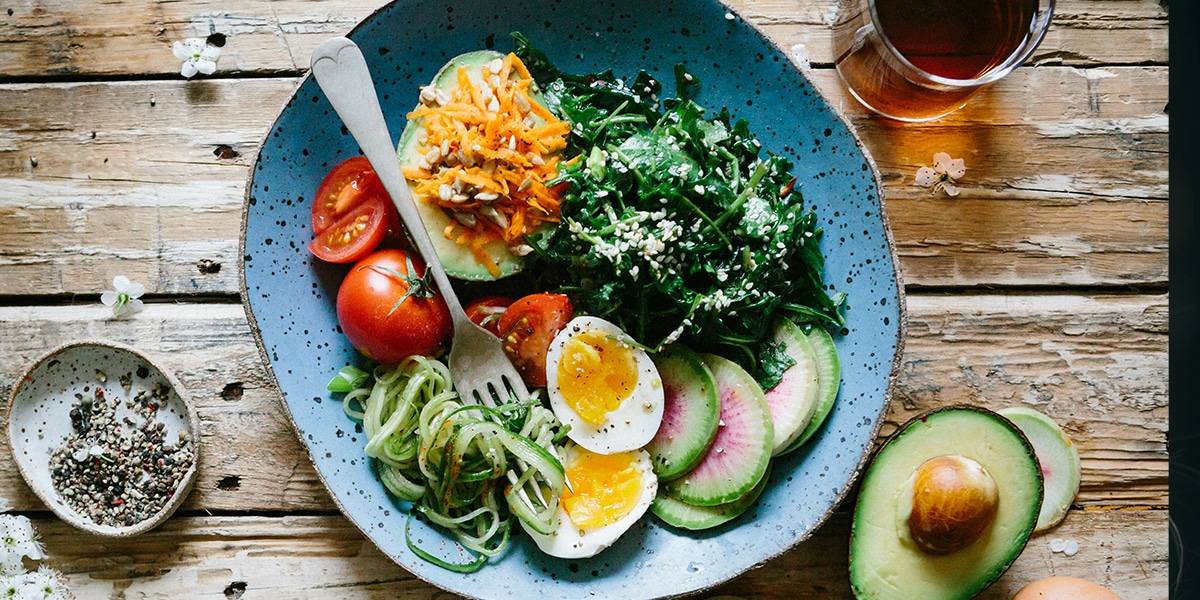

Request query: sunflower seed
[{"left": 514, "top": 94, "right": 531, "bottom": 114}]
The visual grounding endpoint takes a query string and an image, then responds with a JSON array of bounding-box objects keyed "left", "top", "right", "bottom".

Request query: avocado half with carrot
[
  {"left": 395, "top": 50, "right": 570, "bottom": 281},
  {"left": 849, "top": 405, "right": 1044, "bottom": 600}
]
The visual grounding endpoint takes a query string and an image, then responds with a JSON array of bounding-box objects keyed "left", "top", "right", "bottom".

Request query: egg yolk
[
  {"left": 556, "top": 330, "right": 638, "bottom": 425},
  {"left": 561, "top": 449, "right": 645, "bottom": 529}
]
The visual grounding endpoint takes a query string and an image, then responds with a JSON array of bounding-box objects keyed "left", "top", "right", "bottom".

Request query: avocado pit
[{"left": 902, "top": 454, "right": 999, "bottom": 555}]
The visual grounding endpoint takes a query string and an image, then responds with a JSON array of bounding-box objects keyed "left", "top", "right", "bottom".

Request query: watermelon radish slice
[
  {"left": 764, "top": 319, "right": 821, "bottom": 455},
  {"left": 645, "top": 345, "right": 721, "bottom": 481},
  {"left": 780, "top": 325, "right": 840, "bottom": 454},
  {"left": 667, "top": 354, "right": 773, "bottom": 506},
  {"left": 652, "top": 464, "right": 772, "bottom": 530},
  {"left": 998, "top": 407, "right": 1081, "bottom": 532}
]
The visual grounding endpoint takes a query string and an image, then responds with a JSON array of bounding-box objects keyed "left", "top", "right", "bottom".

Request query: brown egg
[
  {"left": 905, "top": 454, "right": 1000, "bottom": 554},
  {"left": 1012, "top": 576, "right": 1123, "bottom": 600}
]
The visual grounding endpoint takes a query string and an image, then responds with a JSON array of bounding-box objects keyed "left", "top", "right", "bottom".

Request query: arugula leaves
[{"left": 514, "top": 33, "right": 845, "bottom": 388}]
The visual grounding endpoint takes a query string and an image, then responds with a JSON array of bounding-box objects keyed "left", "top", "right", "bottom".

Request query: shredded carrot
[{"left": 404, "top": 53, "right": 569, "bottom": 277}]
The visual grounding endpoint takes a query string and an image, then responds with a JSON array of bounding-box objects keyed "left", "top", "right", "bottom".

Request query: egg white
[
  {"left": 522, "top": 444, "right": 658, "bottom": 559},
  {"left": 544, "top": 316, "right": 665, "bottom": 455}
]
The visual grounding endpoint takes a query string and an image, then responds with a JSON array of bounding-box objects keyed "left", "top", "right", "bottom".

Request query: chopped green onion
[{"left": 326, "top": 365, "right": 370, "bottom": 393}]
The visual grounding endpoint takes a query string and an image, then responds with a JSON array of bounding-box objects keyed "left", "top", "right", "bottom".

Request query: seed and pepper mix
[{"left": 49, "top": 376, "right": 195, "bottom": 528}]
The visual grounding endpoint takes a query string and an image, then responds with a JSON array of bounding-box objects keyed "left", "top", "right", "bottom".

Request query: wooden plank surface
[
  {"left": 0, "top": 1, "right": 1167, "bottom": 80},
  {"left": 0, "top": 65, "right": 1168, "bottom": 294},
  {"left": 34, "top": 509, "right": 1165, "bottom": 599},
  {"left": 0, "top": 294, "right": 1167, "bottom": 512},
  {"left": 0, "top": 0, "right": 1170, "bottom": 597}
]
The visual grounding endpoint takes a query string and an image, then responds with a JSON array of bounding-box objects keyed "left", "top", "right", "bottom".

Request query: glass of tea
[{"left": 832, "top": 0, "right": 1055, "bottom": 121}]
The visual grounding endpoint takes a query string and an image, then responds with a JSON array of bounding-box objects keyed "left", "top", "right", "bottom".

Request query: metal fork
[{"left": 309, "top": 37, "right": 530, "bottom": 409}]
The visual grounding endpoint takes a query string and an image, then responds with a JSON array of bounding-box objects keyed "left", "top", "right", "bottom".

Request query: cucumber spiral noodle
[{"left": 341, "top": 356, "right": 566, "bottom": 571}]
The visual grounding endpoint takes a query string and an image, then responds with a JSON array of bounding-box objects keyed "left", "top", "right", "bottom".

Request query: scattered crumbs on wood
[
  {"left": 29, "top": 156, "right": 37, "bottom": 167},
  {"left": 213, "top": 145, "right": 239, "bottom": 160},
  {"left": 150, "top": 95, "right": 156, "bottom": 107},
  {"left": 198, "top": 258, "right": 223, "bottom": 274}
]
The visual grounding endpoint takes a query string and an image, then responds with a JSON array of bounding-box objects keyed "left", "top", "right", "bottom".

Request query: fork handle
[{"left": 310, "top": 37, "right": 467, "bottom": 318}]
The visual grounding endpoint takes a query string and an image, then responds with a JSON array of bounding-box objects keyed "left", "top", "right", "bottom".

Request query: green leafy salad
[{"left": 515, "top": 34, "right": 846, "bottom": 388}]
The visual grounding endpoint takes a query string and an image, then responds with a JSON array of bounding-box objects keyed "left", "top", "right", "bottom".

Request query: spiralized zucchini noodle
[{"left": 340, "top": 356, "right": 566, "bottom": 571}]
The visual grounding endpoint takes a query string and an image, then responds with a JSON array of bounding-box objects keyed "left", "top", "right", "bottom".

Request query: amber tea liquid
[{"left": 833, "top": 0, "right": 1047, "bottom": 121}]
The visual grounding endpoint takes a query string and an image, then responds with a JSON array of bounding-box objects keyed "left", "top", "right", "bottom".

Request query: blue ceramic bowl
[{"left": 241, "top": 1, "right": 905, "bottom": 597}]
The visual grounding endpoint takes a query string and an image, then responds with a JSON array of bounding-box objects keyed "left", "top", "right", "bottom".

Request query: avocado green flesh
[
  {"left": 850, "top": 408, "right": 1042, "bottom": 600},
  {"left": 395, "top": 50, "right": 551, "bottom": 281}
]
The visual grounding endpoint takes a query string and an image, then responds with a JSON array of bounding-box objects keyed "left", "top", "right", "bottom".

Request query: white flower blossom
[
  {"left": 0, "top": 519, "right": 72, "bottom": 599},
  {"left": 0, "top": 516, "right": 44, "bottom": 564},
  {"left": 0, "top": 556, "right": 22, "bottom": 578},
  {"left": 19, "top": 566, "right": 73, "bottom": 600},
  {"left": 100, "top": 276, "right": 144, "bottom": 319},
  {"left": 172, "top": 38, "right": 221, "bottom": 78},
  {"left": 914, "top": 151, "right": 966, "bottom": 196},
  {"left": 0, "top": 574, "right": 20, "bottom": 598}
]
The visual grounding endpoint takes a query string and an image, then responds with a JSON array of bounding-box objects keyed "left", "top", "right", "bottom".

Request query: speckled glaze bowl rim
[
  {"left": 238, "top": 0, "right": 908, "bottom": 596},
  {"left": 6, "top": 340, "right": 201, "bottom": 538}
]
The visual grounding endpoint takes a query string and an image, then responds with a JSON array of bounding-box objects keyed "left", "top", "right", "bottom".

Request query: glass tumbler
[{"left": 832, "top": 0, "right": 1055, "bottom": 122}]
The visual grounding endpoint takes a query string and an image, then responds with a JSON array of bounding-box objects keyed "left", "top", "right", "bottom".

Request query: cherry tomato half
[
  {"left": 336, "top": 249, "right": 452, "bottom": 364},
  {"left": 308, "top": 197, "right": 392, "bottom": 264},
  {"left": 497, "top": 293, "right": 574, "bottom": 388},
  {"left": 312, "top": 156, "right": 388, "bottom": 234},
  {"left": 465, "top": 296, "right": 513, "bottom": 336}
]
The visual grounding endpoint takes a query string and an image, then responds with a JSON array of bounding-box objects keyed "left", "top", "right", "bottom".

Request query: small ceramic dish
[{"left": 7, "top": 341, "right": 200, "bottom": 537}]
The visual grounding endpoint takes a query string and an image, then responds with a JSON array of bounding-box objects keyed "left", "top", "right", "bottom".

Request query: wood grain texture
[
  {"left": 0, "top": 0, "right": 1167, "bottom": 80},
  {"left": 32, "top": 509, "right": 1165, "bottom": 599},
  {"left": 0, "top": 66, "right": 1168, "bottom": 295},
  {"left": 0, "top": 78, "right": 294, "bottom": 296},
  {"left": 886, "top": 293, "right": 1169, "bottom": 506},
  {"left": 0, "top": 0, "right": 1169, "bottom": 598},
  {"left": 0, "top": 294, "right": 1167, "bottom": 512}
]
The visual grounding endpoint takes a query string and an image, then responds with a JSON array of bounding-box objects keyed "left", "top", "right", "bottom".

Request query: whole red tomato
[
  {"left": 496, "top": 293, "right": 573, "bottom": 388},
  {"left": 336, "top": 249, "right": 452, "bottom": 364}
]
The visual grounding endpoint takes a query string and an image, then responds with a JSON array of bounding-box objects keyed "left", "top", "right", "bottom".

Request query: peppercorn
[{"left": 48, "top": 372, "right": 195, "bottom": 528}]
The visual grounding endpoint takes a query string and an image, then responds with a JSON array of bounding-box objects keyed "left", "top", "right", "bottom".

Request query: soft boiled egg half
[
  {"left": 523, "top": 443, "right": 658, "bottom": 558},
  {"left": 545, "top": 316, "right": 665, "bottom": 454}
]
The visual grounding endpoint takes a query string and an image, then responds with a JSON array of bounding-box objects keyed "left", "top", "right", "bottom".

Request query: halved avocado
[
  {"left": 849, "top": 406, "right": 1043, "bottom": 600},
  {"left": 395, "top": 51, "right": 557, "bottom": 281}
]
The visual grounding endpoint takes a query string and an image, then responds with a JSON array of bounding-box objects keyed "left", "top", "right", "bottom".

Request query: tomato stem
[{"left": 371, "top": 255, "right": 437, "bottom": 317}]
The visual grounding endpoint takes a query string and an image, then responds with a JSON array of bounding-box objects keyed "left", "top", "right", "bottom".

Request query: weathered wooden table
[{"left": 0, "top": 1, "right": 1168, "bottom": 598}]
